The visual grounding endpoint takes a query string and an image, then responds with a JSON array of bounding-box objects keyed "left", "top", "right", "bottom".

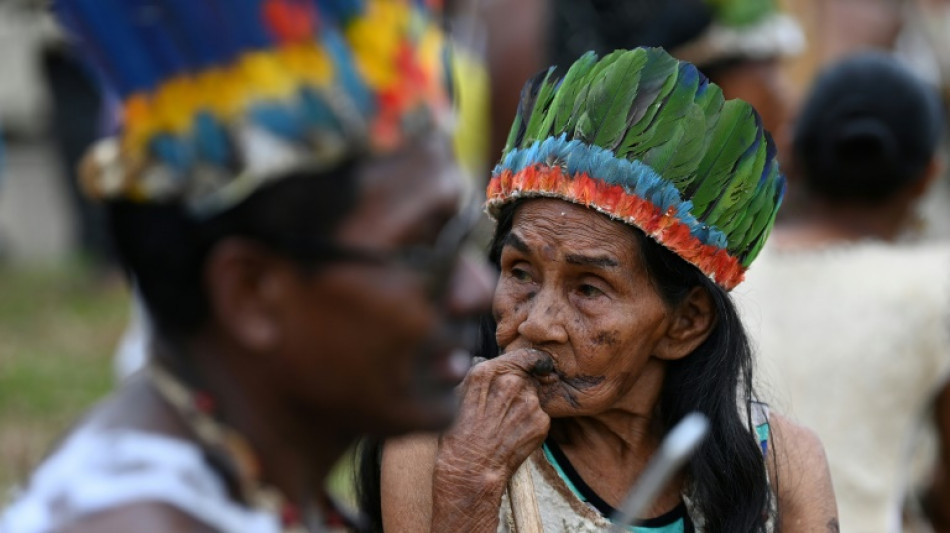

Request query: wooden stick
[{"left": 508, "top": 460, "right": 543, "bottom": 533}]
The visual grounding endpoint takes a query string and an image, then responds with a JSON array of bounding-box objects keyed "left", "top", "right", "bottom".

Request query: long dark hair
[
  {"left": 485, "top": 200, "right": 775, "bottom": 532},
  {"left": 355, "top": 200, "right": 775, "bottom": 532}
]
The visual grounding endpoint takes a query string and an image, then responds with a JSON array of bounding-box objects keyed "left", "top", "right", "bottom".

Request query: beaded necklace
[{"left": 148, "top": 362, "right": 356, "bottom": 533}]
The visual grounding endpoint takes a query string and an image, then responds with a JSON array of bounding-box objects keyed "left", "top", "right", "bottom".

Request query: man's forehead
[{"left": 339, "top": 135, "right": 463, "bottom": 240}]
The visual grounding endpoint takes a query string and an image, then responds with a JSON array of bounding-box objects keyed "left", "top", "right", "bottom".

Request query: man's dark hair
[
  {"left": 793, "top": 52, "right": 944, "bottom": 205},
  {"left": 109, "top": 162, "right": 359, "bottom": 341}
]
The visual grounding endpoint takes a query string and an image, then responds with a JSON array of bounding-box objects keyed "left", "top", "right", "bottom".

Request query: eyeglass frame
[{"left": 256, "top": 202, "right": 484, "bottom": 301}]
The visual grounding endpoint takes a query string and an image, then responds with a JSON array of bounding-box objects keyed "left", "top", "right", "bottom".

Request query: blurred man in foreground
[{"left": 0, "top": 1, "right": 492, "bottom": 532}]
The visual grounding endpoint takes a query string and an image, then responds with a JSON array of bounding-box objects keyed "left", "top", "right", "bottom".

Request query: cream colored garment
[{"left": 735, "top": 239, "right": 950, "bottom": 533}]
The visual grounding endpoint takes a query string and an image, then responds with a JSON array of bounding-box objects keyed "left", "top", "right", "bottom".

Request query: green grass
[{"left": 0, "top": 260, "right": 130, "bottom": 496}]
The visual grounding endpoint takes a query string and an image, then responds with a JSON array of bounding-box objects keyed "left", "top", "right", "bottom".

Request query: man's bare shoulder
[{"left": 50, "top": 502, "right": 220, "bottom": 533}]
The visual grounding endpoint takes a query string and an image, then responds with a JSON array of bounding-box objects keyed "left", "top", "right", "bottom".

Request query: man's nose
[{"left": 444, "top": 250, "right": 495, "bottom": 316}]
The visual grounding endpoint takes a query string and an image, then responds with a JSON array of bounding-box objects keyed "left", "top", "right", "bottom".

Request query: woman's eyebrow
[
  {"left": 565, "top": 253, "right": 619, "bottom": 268},
  {"left": 503, "top": 233, "right": 531, "bottom": 253}
]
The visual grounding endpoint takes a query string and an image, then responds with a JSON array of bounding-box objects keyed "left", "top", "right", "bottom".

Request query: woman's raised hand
[{"left": 429, "top": 348, "right": 552, "bottom": 532}]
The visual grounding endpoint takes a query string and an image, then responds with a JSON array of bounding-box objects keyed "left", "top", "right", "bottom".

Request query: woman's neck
[{"left": 547, "top": 359, "right": 682, "bottom": 516}]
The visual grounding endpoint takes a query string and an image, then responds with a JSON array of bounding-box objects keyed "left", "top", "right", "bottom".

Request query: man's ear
[
  {"left": 654, "top": 286, "right": 716, "bottom": 361},
  {"left": 203, "top": 238, "right": 290, "bottom": 352}
]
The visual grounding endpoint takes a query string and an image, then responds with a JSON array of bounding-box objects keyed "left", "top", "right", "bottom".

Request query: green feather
[
  {"left": 618, "top": 65, "right": 697, "bottom": 160},
  {"left": 726, "top": 176, "right": 774, "bottom": 254},
  {"left": 704, "top": 133, "right": 768, "bottom": 229},
  {"left": 624, "top": 49, "right": 679, "bottom": 132},
  {"left": 547, "top": 51, "right": 599, "bottom": 137},
  {"left": 650, "top": 105, "right": 708, "bottom": 190},
  {"left": 696, "top": 83, "right": 725, "bottom": 132},
  {"left": 522, "top": 67, "right": 559, "bottom": 145},
  {"left": 574, "top": 111, "right": 595, "bottom": 143},
  {"left": 587, "top": 51, "right": 648, "bottom": 148},
  {"left": 687, "top": 100, "right": 758, "bottom": 215},
  {"left": 640, "top": 125, "right": 685, "bottom": 173},
  {"left": 566, "top": 52, "right": 625, "bottom": 137},
  {"left": 503, "top": 112, "right": 523, "bottom": 155},
  {"left": 737, "top": 169, "right": 783, "bottom": 260},
  {"left": 741, "top": 196, "right": 781, "bottom": 265}
]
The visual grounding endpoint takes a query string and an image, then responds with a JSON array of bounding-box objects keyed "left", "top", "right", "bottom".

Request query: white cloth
[
  {"left": 0, "top": 428, "right": 281, "bottom": 533},
  {"left": 734, "top": 239, "right": 950, "bottom": 533}
]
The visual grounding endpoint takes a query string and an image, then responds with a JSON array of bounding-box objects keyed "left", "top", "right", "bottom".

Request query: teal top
[{"left": 541, "top": 407, "right": 772, "bottom": 533}]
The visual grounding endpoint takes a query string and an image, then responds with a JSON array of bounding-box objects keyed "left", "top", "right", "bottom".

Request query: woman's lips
[{"left": 528, "top": 350, "right": 559, "bottom": 385}]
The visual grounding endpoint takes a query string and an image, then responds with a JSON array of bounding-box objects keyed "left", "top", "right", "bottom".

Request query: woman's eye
[
  {"left": 578, "top": 284, "right": 605, "bottom": 298},
  {"left": 511, "top": 267, "right": 532, "bottom": 282}
]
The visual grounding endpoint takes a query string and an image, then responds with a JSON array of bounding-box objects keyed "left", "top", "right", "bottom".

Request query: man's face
[{"left": 275, "top": 134, "right": 494, "bottom": 436}]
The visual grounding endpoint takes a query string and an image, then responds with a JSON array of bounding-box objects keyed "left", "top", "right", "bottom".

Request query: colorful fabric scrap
[{"left": 485, "top": 47, "right": 785, "bottom": 290}]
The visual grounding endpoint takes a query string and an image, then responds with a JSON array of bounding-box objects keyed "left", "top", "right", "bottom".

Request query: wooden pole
[{"left": 508, "top": 460, "right": 543, "bottom": 533}]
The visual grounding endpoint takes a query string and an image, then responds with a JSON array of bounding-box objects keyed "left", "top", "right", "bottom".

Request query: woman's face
[{"left": 493, "top": 199, "right": 674, "bottom": 417}]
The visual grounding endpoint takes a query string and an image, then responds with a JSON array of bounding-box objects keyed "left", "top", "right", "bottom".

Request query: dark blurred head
[
  {"left": 112, "top": 134, "right": 492, "bottom": 435},
  {"left": 793, "top": 52, "right": 944, "bottom": 205}
]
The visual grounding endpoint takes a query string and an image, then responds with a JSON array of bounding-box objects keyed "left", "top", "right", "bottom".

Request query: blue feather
[
  {"left": 60, "top": 0, "right": 163, "bottom": 95},
  {"left": 565, "top": 145, "right": 594, "bottom": 177},
  {"left": 230, "top": 0, "right": 275, "bottom": 50},
  {"left": 249, "top": 102, "right": 309, "bottom": 141},
  {"left": 160, "top": 0, "right": 240, "bottom": 68},
  {"left": 193, "top": 112, "right": 232, "bottom": 167},
  {"left": 315, "top": 0, "right": 366, "bottom": 24},
  {"left": 150, "top": 134, "right": 193, "bottom": 173},
  {"left": 300, "top": 87, "right": 344, "bottom": 132},
  {"left": 126, "top": 0, "right": 189, "bottom": 79},
  {"left": 323, "top": 29, "right": 374, "bottom": 115}
]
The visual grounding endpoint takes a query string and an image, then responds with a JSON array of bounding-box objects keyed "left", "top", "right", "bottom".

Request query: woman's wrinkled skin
[{"left": 492, "top": 199, "right": 692, "bottom": 418}]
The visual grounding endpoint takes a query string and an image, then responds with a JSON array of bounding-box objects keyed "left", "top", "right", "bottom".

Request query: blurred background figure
[
  {"left": 2, "top": 1, "right": 494, "bottom": 532},
  {"left": 781, "top": 0, "right": 950, "bottom": 238},
  {"left": 0, "top": 0, "right": 113, "bottom": 270},
  {"left": 549, "top": 0, "right": 803, "bottom": 167},
  {"left": 736, "top": 52, "right": 949, "bottom": 533}
]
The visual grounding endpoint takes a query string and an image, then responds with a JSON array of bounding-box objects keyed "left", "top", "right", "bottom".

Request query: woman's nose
[{"left": 516, "top": 285, "right": 569, "bottom": 345}]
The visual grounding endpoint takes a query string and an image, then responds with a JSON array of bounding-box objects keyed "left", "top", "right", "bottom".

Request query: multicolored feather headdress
[
  {"left": 486, "top": 47, "right": 785, "bottom": 289},
  {"left": 56, "top": 0, "right": 451, "bottom": 217}
]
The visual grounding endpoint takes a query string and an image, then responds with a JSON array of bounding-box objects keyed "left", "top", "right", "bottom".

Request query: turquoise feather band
[{"left": 493, "top": 134, "right": 731, "bottom": 250}]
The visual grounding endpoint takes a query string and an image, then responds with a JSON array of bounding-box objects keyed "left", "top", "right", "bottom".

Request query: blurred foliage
[{"left": 0, "top": 260, "right": 130, "bottom": 499}]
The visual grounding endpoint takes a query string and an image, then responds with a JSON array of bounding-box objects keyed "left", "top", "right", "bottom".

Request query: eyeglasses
[{"left": 270, "top": 204, "right": 483, "bottom": 301}]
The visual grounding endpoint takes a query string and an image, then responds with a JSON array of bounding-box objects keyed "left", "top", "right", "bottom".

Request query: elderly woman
[{"left": 374, "top": 48, "right": 837, "bottom": 532}]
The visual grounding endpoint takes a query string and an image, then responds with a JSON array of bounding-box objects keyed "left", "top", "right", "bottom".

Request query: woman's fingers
[{"left": 439, "top": 349, "right": 552, "bottom": 476}]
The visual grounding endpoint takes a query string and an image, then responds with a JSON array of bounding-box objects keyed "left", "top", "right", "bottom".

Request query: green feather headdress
[{"left": 486, "top": 47, "right": 785, "bottom": 290}]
